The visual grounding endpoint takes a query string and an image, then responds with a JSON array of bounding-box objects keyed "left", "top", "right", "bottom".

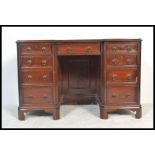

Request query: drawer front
[
  {"left": 108, "top": 68, "right": 137, "bottom": 83},
  {"left": 20, "top": 56, "right": 53, "bottom": 67},
  {"left": 57, "top": 43, "right": 100, "bottom": 55},
  {"left": 107, "top": 54, "right": 137, "bottom": 66},
  {"left": 22, "top": 87, "right": 53, "bottom": 104},
  {"left": 106, "top": 42, "right": 138, "bottom": 54},
  {"left": 107, "top": 85, "right": 137, "bottom": 104},
  {"left": 21, "top": 70, "right": 53, "bottom": 84},
  {"left": 20, "top": 43, "right": 52, "bottom": 55}
]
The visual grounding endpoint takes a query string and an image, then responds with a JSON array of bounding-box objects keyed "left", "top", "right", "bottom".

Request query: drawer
[
  {"left": 20, "top": 43, "right": 52, "bottom": 55},
  {"left": 57, "top": 42, "right": 100, "bottom": 55},
  {"left": 107, "top": 85, "right": 137, "bottom": 104},
  {"left": 107, "top": 68, "right": 137, "bottom": 83},
  {"left": 107, "top": 54, "right": 137, "bottom": 66},
  {"left": 21, "top": 69, "right": 53, "bottom": 84},
  {"left": 106, "top": 42, "right": 138, "bottom": 54},
  {"left": 20, "top": 56, "right": 53, "bottom": 68},
  {"left": 22, "top": 86, "right": 53, "bottom": 104}
]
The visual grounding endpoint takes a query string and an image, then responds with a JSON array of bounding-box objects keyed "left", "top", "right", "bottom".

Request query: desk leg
[
  {"left": 100, "top": 107, "right": 108, "bottom": 119},
  {"left": 18, "top": 109, "right": 25, "bottom": 121},
  {"left": 135, "top": 107, "right": 142, "bottom": 119},
  {"left": 53, "top": 108, "right": 60, "bottom": 120}
]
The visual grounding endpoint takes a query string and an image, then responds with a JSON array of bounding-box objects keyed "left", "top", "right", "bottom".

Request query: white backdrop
[
  {"left": 2, "top": 27, "right": 153, "bottom": 108},
  {"left": 1, "top": 0, "right": 155, "bottom": 152},
  {"left": 0, "top": 0, "right": 155, "bottom": 25},
  {"left": 1, "top": 27, "right": 154, "bottom": 155}
]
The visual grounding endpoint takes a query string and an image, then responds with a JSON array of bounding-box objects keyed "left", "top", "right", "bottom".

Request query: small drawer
[
  {"left": 22, "top": 86, "right": 53, "bottom": 104},
  {"left": 106, "top": 42, "right": 138, "bottom": 54},
  {"left": 57, "top": 42, "right": 100, "bottom": 55},
  {"left": 107, "top": 85, "right": 137, "bottom": 104},
  {"left": 20, "top": 43, "right": 52, "bottom": 55},
  {"left": 108, "top": 54, "right": 137, "bottom": 66},
  {"left": 108, "top": 68, "right": 137, "bottom": 83},
  {"left": 21, "top": 69, "right": 53, "bottom": 84},
  {"left": 20, "top": 56, "right": 53, "bottom": 67}
]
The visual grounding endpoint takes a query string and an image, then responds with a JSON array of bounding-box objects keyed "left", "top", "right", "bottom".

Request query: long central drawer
[{"left": 57, "top": 42, "right": 100, "bottom": 55}]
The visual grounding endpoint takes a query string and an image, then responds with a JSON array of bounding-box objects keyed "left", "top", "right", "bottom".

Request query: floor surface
[{"left": 2, "top": 104, "right": 153, "bottom": 128}]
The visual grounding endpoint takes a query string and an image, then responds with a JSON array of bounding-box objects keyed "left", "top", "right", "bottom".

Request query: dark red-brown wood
[{"left": 17, "top": 39, "right": 142, "bottom": 120}]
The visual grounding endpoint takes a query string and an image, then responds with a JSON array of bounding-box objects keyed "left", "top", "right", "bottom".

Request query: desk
[{"left": 17, "top": 39, "right": 142, "bottom": 120}]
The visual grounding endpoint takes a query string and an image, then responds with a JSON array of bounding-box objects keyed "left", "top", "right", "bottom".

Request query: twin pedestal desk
[{"left": 17, "top": 39, "right": 142, "bottom": 120}]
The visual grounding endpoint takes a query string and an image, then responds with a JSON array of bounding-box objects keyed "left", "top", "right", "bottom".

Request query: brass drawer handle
[
  {"left": 111, "top": 47, "right": 117, "bottom": 52},
  {"left": 127, "top": 59, "right": 132, "bottom": 65},
  {"left": 27, "top": 75, "right": 32, "bottom": 80},
  {"left": 42, "top": 47, "right": 46, "bottom": 52},
  {"left": 112, "top": 59, "right": 118, "bottom": 64},
  {"left": 125, "top": 46, "right": 131, "bottom": 52},
  {"left": 125, "top": 93, "right": 131, "bottom": 98},
  {"left": 127, "top": 74, "right": 132, "bottom": 80},
  {"left": 41, "top": 60, "right": 47, "bottom": 66},
  {"left": 28, "top": 95, "right": 33, "bottom": 99},
  {"left": 27, "top": 60, "right": 32, "bottom": 65},
  {"left": 85, "top": 46, "right": 92, "bottom": 53},
  {"left": 112, "top": 74, "right": 117, "bottom": 80},
  {"left": 66, "top": 47, "right": 72, "bottom": 54},
  {"left": 42, "top": 75, "right": 47, "bottom": 80},
  {"left": 43, "top": 94, "right": 48, "bottom": 99},
  {"left": 26, "top": 47, "right": 32, "bottom": 52},
  {"left": 112, "top": 93, "right": 117, "bottom": 98}
]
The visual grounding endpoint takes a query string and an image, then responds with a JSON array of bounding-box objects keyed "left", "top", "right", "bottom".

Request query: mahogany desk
[{"left": 17, "top": 39, "right": 142, "bottom": 120}]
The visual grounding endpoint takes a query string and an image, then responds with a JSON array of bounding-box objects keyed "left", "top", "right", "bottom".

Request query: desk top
[{"left": 16, "top": 39, "right": 142, "bottom": 43}]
